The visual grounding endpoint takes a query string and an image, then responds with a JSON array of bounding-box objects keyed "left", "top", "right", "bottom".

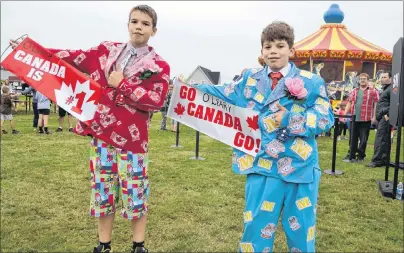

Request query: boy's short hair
[
  {"left": 359, "top": 73, "right": 370, "bottom": 80},
  {"left": 2, "top": 86, "right": 9, "bottom": 94},
  {"left": 261, "top": 21, "right": 294, "bottom": 48},
  {"left": 129, "top": 5, "right": 158, "bottom": 28}
]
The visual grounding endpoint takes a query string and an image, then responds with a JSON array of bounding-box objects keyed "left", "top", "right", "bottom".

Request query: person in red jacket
[{"left": 10, "top": 4, "right": 170, "bottom": 253}]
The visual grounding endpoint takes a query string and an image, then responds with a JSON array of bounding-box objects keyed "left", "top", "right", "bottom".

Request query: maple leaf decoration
[
  {"left": 246, "top": 115, "right": 259, "bottom": 131},
  {"left": 174, "top": 103, "right": 186, "bottom": 116}
]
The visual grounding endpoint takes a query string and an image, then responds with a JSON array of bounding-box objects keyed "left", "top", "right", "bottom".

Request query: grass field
[{"left": 1, "top": 109, "right": 403, "bottom": 252}]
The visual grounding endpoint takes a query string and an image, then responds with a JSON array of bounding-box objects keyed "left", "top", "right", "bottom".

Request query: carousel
[{"left": 290, "top": 4, "right": 392, "bottom": 102}]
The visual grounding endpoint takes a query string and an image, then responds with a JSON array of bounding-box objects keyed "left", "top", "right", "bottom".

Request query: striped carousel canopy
[{"left": 292, "top": 4, "right": 392, "bottom": 63}]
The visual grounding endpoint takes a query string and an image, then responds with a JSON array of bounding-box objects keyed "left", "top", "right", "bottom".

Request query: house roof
[
  {"left": 199, "top": 66, "right": 220, "bottom": 85},
  {"left": 8, "top": 76, "right": 22, "bottom": 82}
]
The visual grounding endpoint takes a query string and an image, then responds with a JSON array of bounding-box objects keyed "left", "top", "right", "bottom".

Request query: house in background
[
  {"left": 1, "top": 66, "right": 23, "bottom": 91},
  {"left": 1, "top": 66, "right": 14, "bottom": 81},
  {"left": 186, "top": 65, "right": 221, "bottom": 85}
]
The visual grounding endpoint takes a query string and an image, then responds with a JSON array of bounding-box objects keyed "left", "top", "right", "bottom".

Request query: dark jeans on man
[
  {"left": 349, "top": 121, "right": 371, "bottom": 160},
  {"left": 371, "top": 118, "right": 392, "bottom": 165},
  {"left": 32, "top": 102, "right": 39, "bottom": 128}
]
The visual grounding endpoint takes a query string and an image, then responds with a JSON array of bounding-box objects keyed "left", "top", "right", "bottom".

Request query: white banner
[{"left": 167, "top": 79, "right": 262, "bottom": 156}]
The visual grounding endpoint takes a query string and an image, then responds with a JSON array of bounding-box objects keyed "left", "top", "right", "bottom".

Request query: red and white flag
[{"left": 1, "top": 37, "right": 101, "bottom": 124}]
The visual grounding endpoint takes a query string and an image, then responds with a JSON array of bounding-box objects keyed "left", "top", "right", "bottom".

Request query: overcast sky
[{"left": 1, "top": 1, "right": 403, "bottom": 83}]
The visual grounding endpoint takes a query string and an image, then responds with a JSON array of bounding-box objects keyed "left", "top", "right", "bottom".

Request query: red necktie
[{"left": 269, "top": 72, "right": 283, "bottom": 90}]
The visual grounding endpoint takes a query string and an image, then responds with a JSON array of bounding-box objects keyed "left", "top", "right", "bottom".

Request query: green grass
[{"left": 1, "top": 109, "right": 403, "bottom": 252}]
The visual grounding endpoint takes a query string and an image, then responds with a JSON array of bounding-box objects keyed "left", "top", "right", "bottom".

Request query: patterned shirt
[{"left": 348, "top": 87, "right": 379, "bottom": 122}]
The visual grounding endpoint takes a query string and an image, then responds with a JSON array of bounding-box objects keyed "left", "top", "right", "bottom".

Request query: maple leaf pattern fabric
[
  {"left": 48, "top": 42, "right": 170, "bottom": 153},
  {"left": 192, "top": 63, "right": 334, "bottom": 184}
]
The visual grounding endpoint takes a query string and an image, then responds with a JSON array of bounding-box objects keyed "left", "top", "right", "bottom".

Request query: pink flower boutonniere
[
  {"left": 138, "top": 58, "right": 162, "bottom": 80},
  {"left": 285, "top": 77, "right": 308, "bottom": 100}
]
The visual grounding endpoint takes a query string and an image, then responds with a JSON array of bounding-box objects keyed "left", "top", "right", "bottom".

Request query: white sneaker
[{"left": 337, "top": 136, "right": 341, "bottom": 141}]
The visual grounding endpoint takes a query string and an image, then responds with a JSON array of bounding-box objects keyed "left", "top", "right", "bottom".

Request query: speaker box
[{"left": 390, "top": 37, "right": 404, "bottom": 126}]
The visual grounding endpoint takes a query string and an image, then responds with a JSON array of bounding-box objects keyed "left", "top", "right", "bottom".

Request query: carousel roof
[{"left": 292, "top": 4, "right": 392, "bottom": 63}]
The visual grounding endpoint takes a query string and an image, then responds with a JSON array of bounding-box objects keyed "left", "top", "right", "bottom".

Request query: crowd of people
[
  {"left": 331, "top": 71, "right": 393, "bottom": 167},
  {"left": 0, "top": 82, "right": 80, "bottom": 134}
]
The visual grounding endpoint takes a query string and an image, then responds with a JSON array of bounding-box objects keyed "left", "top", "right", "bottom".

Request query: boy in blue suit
[{"left": 193, "top": 21, "right": 334, "bottom": 252}]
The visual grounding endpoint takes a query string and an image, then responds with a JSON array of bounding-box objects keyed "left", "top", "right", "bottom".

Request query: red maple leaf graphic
[
  {"left": 246, "top": 115, "right": 259, "bottom": 131},
  {"left": 174, "top": 103, "right": 186, "bottom": 116}
]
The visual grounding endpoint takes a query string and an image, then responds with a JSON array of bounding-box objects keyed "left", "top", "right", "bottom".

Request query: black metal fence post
[
  {"left": 348, "top": 115, "right": 356, "bottom": 160},
  {"left": 189, "top": 130, "right": 205, "bottom": 160},
  {"left": 324, "top": 116, "right": 344, "bottom": 175},
  {"left": 170, "top": 122, "right": 183, "bottom": 148}
]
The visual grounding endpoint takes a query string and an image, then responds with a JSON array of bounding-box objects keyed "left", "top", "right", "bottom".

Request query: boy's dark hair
[
  {"left": 129, "top": 5, "right": 158, "bottom": 28},
  {"left": 385, "top": 71, "right": 392, "bottom": 78},
  {"left": 261, "top": 21, "right": 295, "bottom": 48}
]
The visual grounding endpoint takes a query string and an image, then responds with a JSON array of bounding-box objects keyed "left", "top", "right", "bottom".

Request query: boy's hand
[
  {"left": 274, "top": 102, "right": 287, "bottom": 127},
  {"left": 108, "top": 71, "right": 124, "bottom": 88}
]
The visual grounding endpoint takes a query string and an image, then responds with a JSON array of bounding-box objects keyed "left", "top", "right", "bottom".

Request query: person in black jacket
[{"left": 367, "top": 72, "right": 392, "bottom": 167}]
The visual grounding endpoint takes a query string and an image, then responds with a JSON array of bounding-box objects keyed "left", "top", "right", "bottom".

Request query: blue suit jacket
[{"left": 194, "top": 63, "right": 334, "bottom": 183}]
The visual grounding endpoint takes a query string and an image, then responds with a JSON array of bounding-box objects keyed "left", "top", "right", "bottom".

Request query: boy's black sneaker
[
  {"left": 2, "top": 130, "right": 7, "bottom": 134},
  {"left": 12, "top": 130, "right": 20, "bottom": 134},
  {"left": 56, "top": 127, "right": 63, "bottom": 132},
  {"left": 68, "top": 127, "right": 74, "bottom": 132},
  {"left": 93, "top": 245, "right": 111, "bottom": 253},
  {"left": 131, "top": 247, "right": 148, "bottom": 253}
]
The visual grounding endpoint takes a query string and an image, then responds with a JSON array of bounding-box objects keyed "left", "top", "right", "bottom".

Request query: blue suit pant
[{"left": 239, "top": 168, "right": 321, "bottom": 253}]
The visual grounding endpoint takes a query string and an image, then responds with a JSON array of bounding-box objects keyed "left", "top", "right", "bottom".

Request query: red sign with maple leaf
[{"left": 1, "top": 36, "right": 101, "bottom": 123}]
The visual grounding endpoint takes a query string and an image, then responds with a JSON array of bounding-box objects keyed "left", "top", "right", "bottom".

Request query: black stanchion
[
  {"left": 391, "top": 126, "right": 402, "bottom": 198},
  {"left": 324, "top": 116, "right": 344, "bottom": 175},
  {"left": 347, "top": 115, "right": 356, "bottom": 161},
  {"left": 384, "top": 135, "right": 391, "bottom": 181},
  {"left": 170, "top": 122, "right": 183, "bottom": 148},
  {"left": 189, "top": 130, "right": 205, "bottom": 160}
]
